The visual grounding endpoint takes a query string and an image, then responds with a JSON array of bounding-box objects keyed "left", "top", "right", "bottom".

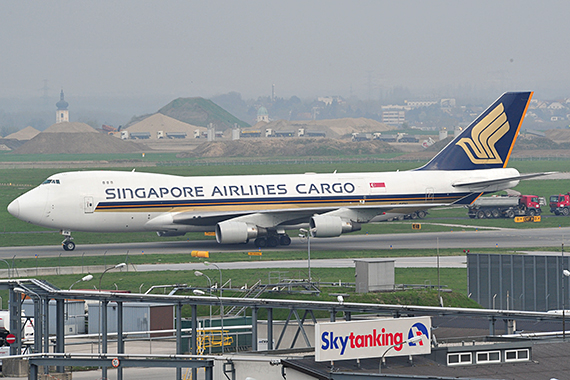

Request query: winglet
[{"left": 418, "top": 92, "right": 533, "bottom": 171}]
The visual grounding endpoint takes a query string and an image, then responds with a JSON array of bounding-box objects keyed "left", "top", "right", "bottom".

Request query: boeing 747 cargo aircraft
[{"left": 8, "top": 92, "right": 544, "bottom": 251}]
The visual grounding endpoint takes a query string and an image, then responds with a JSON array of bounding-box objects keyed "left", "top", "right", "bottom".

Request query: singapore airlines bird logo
[{"left": 456, "top": 103, "right": 509, "bottom": 164}]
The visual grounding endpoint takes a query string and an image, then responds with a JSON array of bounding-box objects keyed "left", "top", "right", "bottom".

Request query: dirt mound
[
  {"left": 157, "top": 97, "right": 249, "bottom": 129},
  {"left": 179, "top": 138, "right": 402, "bottom": 158},
  {"left": 5, "top": 126, "right": 40, "bottom": 140},
  {"left": 43, "top": 122, "right": 99, "bottom": 133},
  {"left": 513, "top": 137, "right": 570, "bottom": 150},
  {"left": 545, "top": 129, "right": 570, "bottom": 143},
  {"left": 13, "top": 133, "right": 147, "bottom": 154},
  {"left": 0, "top": 139, "right": 25, "bottom": 151},
  {"left": 125, "top": 113, "right": 206, "bottom": 139}
]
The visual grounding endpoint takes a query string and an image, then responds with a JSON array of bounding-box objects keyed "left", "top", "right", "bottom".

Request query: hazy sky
[{"left": 2, "top": 0, "right": 570, "bottom": 101}]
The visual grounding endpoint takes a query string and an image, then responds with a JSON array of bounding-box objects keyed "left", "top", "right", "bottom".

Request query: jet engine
[
  {"left": 309, "top": 215, "right": 361, "bottom": 237},
  {"left": 215, "top": 221, "right": 264, "bottom": 244}
]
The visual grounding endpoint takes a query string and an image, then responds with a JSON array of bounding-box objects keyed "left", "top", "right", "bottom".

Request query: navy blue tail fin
[{"left": 418, "top": 92, "right": 533, "bottom": 171}]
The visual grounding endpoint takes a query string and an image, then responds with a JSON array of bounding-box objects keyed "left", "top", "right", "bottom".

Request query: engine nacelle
[
  {"left": 309, "top": 215, "right": 361, "bottom": 238},
  {"left": 215, "top": 221, "right": 262, "bottom": 244}
]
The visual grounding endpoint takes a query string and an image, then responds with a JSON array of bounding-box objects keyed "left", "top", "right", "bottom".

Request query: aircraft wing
[{"left": 162, "top": 203, "right": 451, "bottom": 228}]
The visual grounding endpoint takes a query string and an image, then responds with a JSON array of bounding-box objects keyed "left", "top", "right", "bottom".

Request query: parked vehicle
[
  {"left": 467, "top": 195, "right": 542, "bottom": 219},
  {"left": 0, "top": 310, "right": 34, "bottom": 346},
  {"left": 550, "top": 193, "right": 570, "bottom": 216}
]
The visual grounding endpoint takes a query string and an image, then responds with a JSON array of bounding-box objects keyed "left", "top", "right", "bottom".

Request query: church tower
[{"left": 56, "top": 89, "right": 69, "bottom": 123}]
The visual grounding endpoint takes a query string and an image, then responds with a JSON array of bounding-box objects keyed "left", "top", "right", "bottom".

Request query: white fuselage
[{"left": 8, "top": 168, "right": 520, "bottom": 234}]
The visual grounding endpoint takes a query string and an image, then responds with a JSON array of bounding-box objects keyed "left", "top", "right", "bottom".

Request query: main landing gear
[
  {"left": 254, "top": 233, "right": 291, "bottom": 248},
  {"left": 61, "top": 231, "right": 76, "bottom": 251}
]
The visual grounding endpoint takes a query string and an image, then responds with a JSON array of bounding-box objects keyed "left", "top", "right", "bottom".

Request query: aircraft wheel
[
  {"left": 267, "top": 236, "right": 279, "bottom": 248},
  {"left": 63, "top": 241, "right": 75, "bottom": 251},
  {"left": 279, "top": 235, "right": 291, "bottom": 246},
  {"left": 254, "top": 237, "right": 267, "bottom": 248},
  {"left": 476, "top": 210, "right": 485, "bottom": 219}
]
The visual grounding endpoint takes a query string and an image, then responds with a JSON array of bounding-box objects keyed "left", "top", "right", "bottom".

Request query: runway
[{"left": 1, "top": 226, "right": 568, "bottom": 260}]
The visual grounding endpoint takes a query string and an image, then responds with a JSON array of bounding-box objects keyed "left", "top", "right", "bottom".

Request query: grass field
[{"left": 0, "top": 266, "right": 477, "bottom": 318}]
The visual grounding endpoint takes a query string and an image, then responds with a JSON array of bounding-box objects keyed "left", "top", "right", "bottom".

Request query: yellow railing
[
  {"left": 184, "top": 330, "right": 234, "bottom": 379},
  {"left": 196, "top": 329, "right": 233, "bottom": 355}
]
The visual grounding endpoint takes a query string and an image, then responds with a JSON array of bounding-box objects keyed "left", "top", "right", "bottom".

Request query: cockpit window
[{"left": 41, "top": 179, "right": 60, "bottom": 185}]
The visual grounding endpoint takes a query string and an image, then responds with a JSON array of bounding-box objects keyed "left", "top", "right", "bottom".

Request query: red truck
[
  {"left": 467, "top": 195, "right": 542, "bottom": 219},
  {"left": 550, "top": 193, "right": 570, "bottom": 216}
]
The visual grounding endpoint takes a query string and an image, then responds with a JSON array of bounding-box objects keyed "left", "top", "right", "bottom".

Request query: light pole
[
  {"left": 195, "top": 270, "right": 212, "bottom": 325},
  {"left": 69, "top": 274, "right": 93, "bottom": 290},
  {"left": 379, "top": 335, "right": 423, "bottom": 373},
  {"left": 563, "top": 268, "right": 570, "bottom": 340},
  {"left": 96, "top": 262, "right": 125, "bottom": 380},
  {"left": 204, "top": 261, "right": 223, "bottom": 316},
  {"left": 563, "top": 242, "right": 568, "bottom": 341},
  {"left": 13, "top": 287, "right": 42, "bottom": 354},
  {"left": 98, "top": 263, "right": 126, "bottom": 291},
  {"left": 193, "top": 288, "right": 225, "bottom": 354},
  {"left": 299, "top": 228, "right": 315, "bottom": 284}
]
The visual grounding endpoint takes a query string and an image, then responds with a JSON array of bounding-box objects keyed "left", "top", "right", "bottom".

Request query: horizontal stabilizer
[{"left": 452, "top": 172, "right": 557, "bottom": 188}]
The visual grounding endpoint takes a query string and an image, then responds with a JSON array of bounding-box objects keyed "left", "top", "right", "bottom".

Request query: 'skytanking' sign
[{"left": 315, "top": 316, "right": 431, "bottom": 362}]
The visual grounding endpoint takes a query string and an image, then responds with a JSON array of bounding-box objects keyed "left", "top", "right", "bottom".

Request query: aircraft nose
[
  {"left": 7, "top": 199, "right": 19, "bottom": 218},
  {"left": 8, "top": 189, "right": 48, "bottom": 225}
]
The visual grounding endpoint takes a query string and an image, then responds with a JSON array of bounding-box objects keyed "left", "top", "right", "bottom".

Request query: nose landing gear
[{"left": 61, "top": 231, "right": 76, "bottom": 251}]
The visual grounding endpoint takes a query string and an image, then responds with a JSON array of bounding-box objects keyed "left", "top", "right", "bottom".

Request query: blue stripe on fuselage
[{"left": 95, "top": 192, "right": 474, "bottom": 211}]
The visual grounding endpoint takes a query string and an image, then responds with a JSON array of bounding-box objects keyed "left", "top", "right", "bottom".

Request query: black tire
[
  {"left": 506, "top": 209, "right": 515, "bottom": 218},
  {"left": 417, "top": 210, "right": 426, "bottom": 219},
  {"left": 476, "top": 210, "right": 485, "bottom": 219},
  {"left": 63, "top": 241, "right": 75, "bottom": 251},
  {"left": 563, "top": 208, "right": 570, "bottom": 216},
  {"left": 491, "top": 208, "right": 500, "bottom": 218},
  {"left": 555, "top": 210, "right": 561, "bottom": 216},
  {"left": 528, "top": 209, "right": 536, "bottom": 217},
  {"left": 254, "top": 237, "right": 267, "bottom": 248},
  {"left": 484, "top": 210, "right": 492, "bottom": 218},
  {"left": 411, "top": 212, "right": 418, "bottom": 219},
  {"left": 279, "top": 235, "right": 291, "bottom": 246},
  {"left": 267, "top": 236, "right": 279, "bottom": 247}
]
